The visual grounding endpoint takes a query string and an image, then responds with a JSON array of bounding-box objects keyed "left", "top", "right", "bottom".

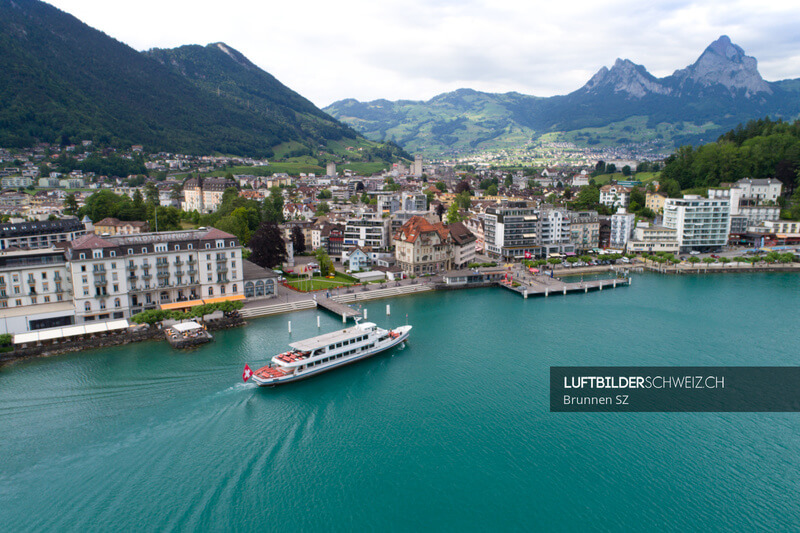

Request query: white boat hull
[{"left": 251, "top": 325, "right": 411, "bottom": 386}]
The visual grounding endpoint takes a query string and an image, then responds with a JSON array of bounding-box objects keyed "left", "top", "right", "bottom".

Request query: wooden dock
[
  {"left": 498, "top": 275, "right": 630, "bottom": 298},
  {"left": 317, "top": 297, "right": 362, "bottom": 320}
]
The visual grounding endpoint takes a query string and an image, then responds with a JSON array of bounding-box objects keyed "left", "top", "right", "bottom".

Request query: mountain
[
  {"left": 325, "top": 36, "right": 800, "bottom": 155},
  {"left": 0, "top": 0, "right": 362, "bottom": 157}
]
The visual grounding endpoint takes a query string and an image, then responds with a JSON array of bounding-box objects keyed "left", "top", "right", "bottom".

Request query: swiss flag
[
  {"left": 242, "top": 364, "right": 253, "bottom": 382},
  {"left": 524, "top": 251, "right": 532, "bottom": 259}
]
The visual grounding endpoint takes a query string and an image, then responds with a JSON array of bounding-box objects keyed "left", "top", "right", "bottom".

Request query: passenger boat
[{"left": 248, "top": 320, "right": 412, "bottom": 386}]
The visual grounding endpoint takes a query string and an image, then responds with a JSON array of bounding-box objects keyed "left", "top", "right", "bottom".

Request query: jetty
[
  {"left": 316, "top": 297, "right": 362, "bottom": 320},
  {"left": 498, "top": 275, "right": 630, "bottom": 298}
]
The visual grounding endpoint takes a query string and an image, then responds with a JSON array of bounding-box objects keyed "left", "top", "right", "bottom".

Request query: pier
[
  {"left": 316, "top": 297, "right": 362, "bottom": 321},
  {"left": 498, "top": 275, "right": 630, "bottom": 298}
]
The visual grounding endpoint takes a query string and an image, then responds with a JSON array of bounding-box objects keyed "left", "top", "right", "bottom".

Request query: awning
[
  {"left": 13, "top": 319, "right": 130, "bottom": 344},
  {"left": 203, "top": 295, "right": 245, "bottom": 305},
  {"left": 160, "top": 299, "right": 204, "bottom": 310},
  {"left": 171, "top": 321, "right": 202, "bottom": 333}
]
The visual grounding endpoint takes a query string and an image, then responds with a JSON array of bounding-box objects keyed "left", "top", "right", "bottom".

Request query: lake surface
[{"left": 2, "top": 273, "right": 800, "bottom": 531}]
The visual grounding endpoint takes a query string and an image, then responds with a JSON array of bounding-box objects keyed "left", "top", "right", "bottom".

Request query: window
[
  {"left": 188, "top": 244, "right": 193, "bottom": 250},
  {"left": 221, "top": 285, "right": 226, "bottom": 295},
  {"left": 232, "top": 284, "right": 237, "bottom": 293},
  {"left": 41, "top": 272, "right": 47, "bottom": 279},
  {"left": 128, "top": 248, "right": 133, "bottom": 255},
  {"left": 230, "top": 251, "right": 235, "bottom": 258},
  {"left": 142, "top": 248, "right": 148, "bottom": 254},
  {"left": 84, "top": 302, "right": 91, "bottom": 311},
  {"left": 208, "top": 287, "right": 214, "bottom": 296},
  {"left": 79, "top": 254, "right": 85, "bottom": 260},
  {"left": 205, "top": 243, "right": 211, "bottom": 249},
  {"left": 206, "top": 254, "right": 211, "bottom": 260},
  {"left": 93, "top": 250, "right": 102, "bottom": 258},
  {"left": 110, "top": 251, "right": 116, "bottom": 257}
]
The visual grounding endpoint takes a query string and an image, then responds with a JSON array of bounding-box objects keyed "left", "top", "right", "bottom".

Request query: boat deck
[{"left": 255, "top": 366, "right": 288, "bottom": 379}]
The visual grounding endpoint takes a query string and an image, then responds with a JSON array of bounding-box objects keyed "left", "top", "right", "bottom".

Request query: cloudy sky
[{"left": 47, "top": 0, "right": 800, "bottom": 108}]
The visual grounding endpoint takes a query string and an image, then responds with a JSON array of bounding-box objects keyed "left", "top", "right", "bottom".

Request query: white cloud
[{"left": 46, "top": 0, "right": 800, "bottom": 107}]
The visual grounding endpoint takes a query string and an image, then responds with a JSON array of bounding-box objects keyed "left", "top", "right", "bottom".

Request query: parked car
[
  {"left": 711, "top": 254, "right": 720, "bottom": 259},
  {"left": 690, "top": 251, "right": 701, "bottom": 255}
]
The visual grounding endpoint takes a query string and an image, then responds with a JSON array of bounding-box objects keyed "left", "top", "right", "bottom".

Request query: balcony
[
  {"left": 216, "top": 256, "right": 228, "bottom": 263},
  {"left": 174, "top": 259, "right": 184, "bottom": 266},
  {"left": 94, "top": 279, "right": 107, "bottom": 286},
  {"left": 157, "top": 271, "right": 170, "bottom": 279},
  {"left": 217, "top": 266, "right": 228, "bottom": 273},
  {"left": 187, "top": 258, "right": 197, "bottom": 265},
  {"left": 126, "top": 264, "right": 138, "bottom": 271},
  {"left": 175, "top": 270, "right": 184, "bottom": 276},
  {"left": 141, "top": 273, "right": 152, "bottom": 280},
  {"left": 128, "top": 275, "right": 138, "bottom": 282}
]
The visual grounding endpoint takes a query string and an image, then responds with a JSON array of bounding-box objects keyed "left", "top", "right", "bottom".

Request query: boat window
[{"left": 336, "top": 342, "right": 342, "bottom": 348}]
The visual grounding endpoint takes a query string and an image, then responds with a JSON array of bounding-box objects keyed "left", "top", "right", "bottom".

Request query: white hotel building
[
  {"left": 663, "top": 195, "right": 731, "bottom": 252},
  {"left": 67, "top": 229, "right": 244, "bottom": 324}
]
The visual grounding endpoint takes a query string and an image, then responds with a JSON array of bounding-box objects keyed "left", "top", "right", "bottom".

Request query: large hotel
[{"left": 0, "top": 227, "right": 277, "bottom": 335}]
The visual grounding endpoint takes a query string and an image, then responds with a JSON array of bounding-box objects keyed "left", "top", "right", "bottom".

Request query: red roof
[
  {"left": 69, "top": 234, "right": 115, "bottom": 250},
  {"left": 201, "top": 228, "right": 236, "bottom": 240},
  {"left": 394, "top": 216, "right": 449, "bottom": 244}
]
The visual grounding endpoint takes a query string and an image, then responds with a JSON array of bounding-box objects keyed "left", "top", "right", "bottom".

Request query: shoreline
[{"left": 3, "top": 264, "right": 798, "bottom": 365}]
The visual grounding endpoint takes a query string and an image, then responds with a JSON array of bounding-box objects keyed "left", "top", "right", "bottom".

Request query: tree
[
  {"left": 64, "top": 193, "right": 78, "bottom": 215},
  {"left": 317, "top": 189, "right": 332, "bottom": 199},
  {"left": 435, "top": 203, "right": 445, "bottom": 221},
  {"left": 622, "top": 165, "right": 632, "bottom": 176},
  {"left": 263, "top": 187, "right": 285, "bottom": 223},
  {"left": 315, "top": 248, "right": 333, "bottom": 276},
  {"left": 144, "top": 182, "right": 159, "bottom": 205},
  {"left": 455, "top": 180, "right": 471, "bottom": 194},
  {"left": 486, "top": 184, "right": 498, "bottom": 196},
  {"left": 446, "top": 203, "right": 465, "bottom": 224},
  {"left": 504, "top": 176, "right": 513, "bottom": 188},
  {"left": 435, "top": 181, "right": 447, "bottom": 192},
  {"left": 455, "top": 191, "right": 472, "bottom": 210},
  {"left": 315, "top": 201, "right": 330, "bottom": 216},
  {"left": 606, "top": 164, "right": 617, "bottom": 174},
  {"left": 719, "top": 257, "right": 732, "bottom": 267},
  {"left": 661, "top": 179, "right": 682, "bottom": 199},
  {"left": 571, "top": 185, "right": 600, "bottom": 210},
  {"left": 292, "top": 226, "right": 306, "bottom": 254},
  {"left": 527, "top": 179, "right": 538, "bottom": 190},
  {"left": 688, "top": 256, "right": 701, "bottom": 265},
  {"left": 249, "top": 222, "right": 287, "bottom": 268}
]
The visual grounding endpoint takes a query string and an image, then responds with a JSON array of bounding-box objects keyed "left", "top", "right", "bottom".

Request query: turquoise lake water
[{"left": 2, "top": 273, "right": 800, "bottom": 531}]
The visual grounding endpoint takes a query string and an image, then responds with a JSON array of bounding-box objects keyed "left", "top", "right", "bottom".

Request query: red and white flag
[
  {"left": 242, "top": 364, "right": 253, "bottom": 382},
  {"left": 524, "top": 251, "right": 532, "bottom": 259}
]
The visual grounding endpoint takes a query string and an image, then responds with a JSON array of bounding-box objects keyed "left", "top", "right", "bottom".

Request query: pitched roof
[
  {"left": 69, "top": 234, "right": 116, "bottom": 250},
  {"left": 200, "top": 228, "right": 236, "bottom": 240},
  {"left": 448, "top": 221, "right": 476, "bottom": 245},
  {"left": 394, "top": 216, "right": 449, "bottom": 244}
]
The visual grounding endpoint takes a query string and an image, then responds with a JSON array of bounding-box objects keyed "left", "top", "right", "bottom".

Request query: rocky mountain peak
[
  {"left": 580, "top": 59, "right": 670, "bottom": 98},
  {"left": 671, "top": 35, "right": 772, "bottom": 96}
]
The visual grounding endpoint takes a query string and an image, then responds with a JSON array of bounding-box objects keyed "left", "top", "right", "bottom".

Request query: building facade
[
  {"left": 344, "top": 213, "right": 391, "bottom": 249},
  {"left": 0, "top": 248, "right": 75, "bottom": 334},
  {"left": 482, "top": 202, "right": 540, "bottom": 260},
  {"left": 568, "top": 211, "right": 599, "bottom": 253},
  {"left": 610, "top": 209, "right": 635, "bottom": 249},
  {"left": 663, "top": 196, "right": 731, "bottom": 252},
  {"left": 393, "top": 217, "right": 454, "bottom": 275},
  {"left": 625, "top": 224, "right": 679, "bottom": 254},
  {"left": 600, "top": 185, "right": 631, "bottom": 209},
  {"left": 67, "top": 229, "right": 244, "bottom": 324}
]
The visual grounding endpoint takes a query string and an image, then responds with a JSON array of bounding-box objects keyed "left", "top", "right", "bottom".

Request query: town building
[
  {"left": 0, "top": 218, "right": 88, "bottom": 250},
  {"left": 537, "top": 207, "right": 575, "bottom": 256},
  {"left": 0, "top": 248, "right": 74, "bottom": 334},
  {"left": 94, "top": 218, "right": 150, "bottom": 236},
  {"left": 344, "top": 213, "right": 391, "bottom": 249},
  {"left": 182, "top": 177, "right": 237, "bottom": 213},
  {"left": 448, "top": 221, "right": 477, "bottom": 268},
  {"left": 735, "top": 178, "right": 782, "bottom": 204},
  {"left": 663, "top": 196, "right": 731, "bottom": 252},
  {"left": 568, "top": 211, "right": 599, "bottom": 253},
  {"left": 242, "top": 260, "right": 277, "bottom": 300},
  {"left": 66, "top": 229, "right": 244, "bottom": 324},
  {"left": 610, "top": 208, "right": 636, "bottom": 249},
  {"left": 645, "top": 191, "right": 668, "bottom": 214},
  {"left": 482, "top": 202, "right": 540, "bottom": 260},
  {"left": 625, "top": 223, "right": 680, "bottom": 254},
  {"left": 393, "top": 216, "right": 453, "bottom": 275},
  {"left": 599, "top": 185, "right": 631, "bottom": 209}
]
